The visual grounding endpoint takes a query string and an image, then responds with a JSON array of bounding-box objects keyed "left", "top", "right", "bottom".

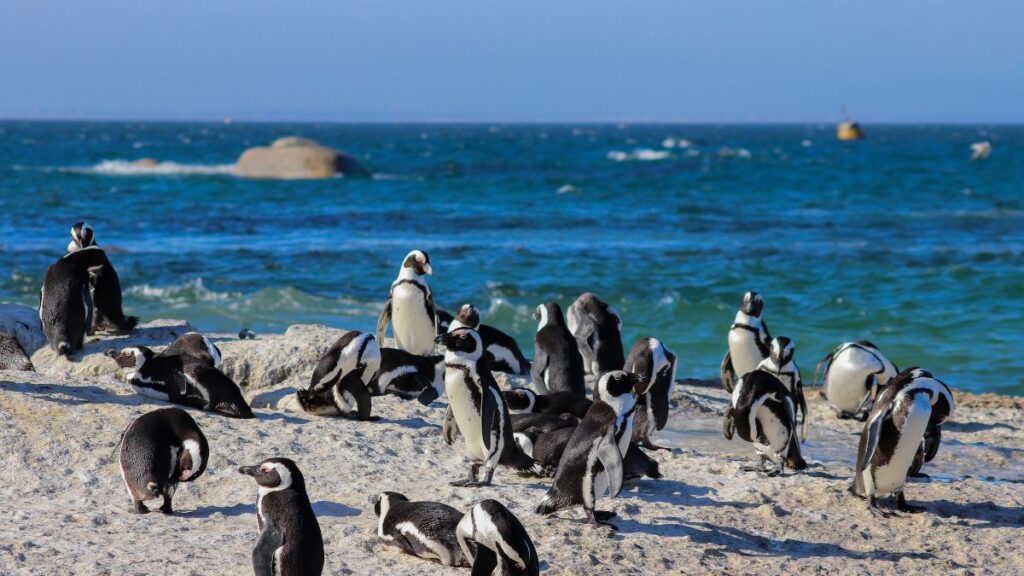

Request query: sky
[{"left": 1, "top": 1, "right": 1021, "bottom": 123}]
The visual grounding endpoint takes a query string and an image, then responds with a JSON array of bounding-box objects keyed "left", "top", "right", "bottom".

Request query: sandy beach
[{"left": 1, "top": 318, "right": 1022, "bottom": 575}]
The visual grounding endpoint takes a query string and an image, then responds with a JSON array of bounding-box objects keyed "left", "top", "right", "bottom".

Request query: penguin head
[
  {"left": 505, "top": 388, "right": 537, "bottom": 412},
  {"left": 597, "top": 370, "right": 642, "bottom": 415},
  {"left": 370, "top": 491, "right": 408, "bottom": 518},
  {"left": 435, "top": 327, "right": 483, "bottom": 360},
  {"left": 576, "top": 293, "right": 622, "bottom": 330},
  {"left": 741, "top": 291, "right": 764, "bottom": 317},
  {"left": 455, "top": 303, "right": 481, "bottom": 330},
  {"left": 68, "top": 222, "right": 96, "bottom": 252},
  {"left": 770, "top": 337, "right": 795, "bottom": 366},
  {"left": 178, "top": 438, "right": 209, "bottom": 482},
  {"left": 238, "top": 458, "right": 304, "bottom": 494},
  {"left": 402, "top": 250, "right": 432, "bottom": 276},
  {"left": 534, "top": 302, "right": 562, "bottom": 330},
  {"left": 104, "top": 346, "right": 153, "bottom": 370}
]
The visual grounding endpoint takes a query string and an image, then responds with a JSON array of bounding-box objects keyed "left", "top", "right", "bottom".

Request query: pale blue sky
[{"left": 1, "top": 1, "right": 1020, "bottom": 122}]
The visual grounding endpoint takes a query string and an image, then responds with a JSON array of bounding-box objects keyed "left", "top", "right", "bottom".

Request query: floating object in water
[
  {"left": 837, "top": 121, "right": 864, "bottom": 141},
  {"left": 970, "top": 141, "right": 992, "bottom": 161}
]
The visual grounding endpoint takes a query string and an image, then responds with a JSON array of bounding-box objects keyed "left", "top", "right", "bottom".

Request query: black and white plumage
[
  {"left": 514, "top": 426, "right": 575, "bottom": 477},
  {"left": 851, "top": 368, "right": 954, "bottom": 513},
  {"left": 720, "top": 291, "right": 771, "bottom": 393},
  {"left": 67, "top": 221, "right": 96, "bottom": 252},
  {"left": 531, "top": 302, "right": 586, "bottom": 397},
  {"left": 65, "top": 223, "right": 139, "bottom": 334},
  {"left": 448, "top": 303, "right": 531, "bottom": 375},
  {"left": 535, "top": 370, "right": 643, "bottom": 530},
  {"left": 755, "top": 337, "right": 808, "bottom": 441},
  {"left": 162, "top": 332, "right": 222, "bottom": 369},
  {"left": 296, "top": 331, "right": 381, "bottom": 421},
  {"left": 437, "top": 328, "right": 538, "bottom": 486},
  {"left": 378, "top": 347, "right": 445, "bottom": 406},
  {"left": 456, "top": 500, "right": 539, "bottom": 576},
  {"left": 435, "top": 309, "right": 454, "bottom": 333},
  {"left": 624, "top": 337, "right": 678, "bottom": 451},
  {"left": 0, "top": 333, "right": 33, "bottom": 370},
  {"left": 371, "top": 492, "right": 469, "bottom": 567},
  {"left": 566, "top": 292, "right": 624, "bottom": 390},
  {"left": 118, "top": 407, "right": 208, "bottom": 515},
  {"left": 511, "top": 412, "right": 580, "bottom": 435},
  {"left": 816, "top": 340, "right": 899, "bottom": 420},
  {"left": 376, "top": 250, "right": 437, "bottom": 356},
  {"left": 39, "top": 247, "right": 108, "bottom": 356},
  {"left": 722, "top": 370, "right": 807, "bottom": 476},
  {"left": 105, "top": 345, "right": 254, "bottom": 418},
  {"left": 503, "top": 388, "right": 592, "bottom": 419},
  {"left": 239, "top": 458, "right": 324, "bottom": 576}
]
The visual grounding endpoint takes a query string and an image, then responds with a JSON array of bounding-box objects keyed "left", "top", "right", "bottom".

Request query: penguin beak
[
  {"left": 367, "top": 494, "right": 380, "bottom": 506},
  {"left": 434, "top": 333, "right": 449, "bottom": 345},
  {"left": 238, "top": 465, "right": 259, "bottom": 477},
  {"left": 423, "top": 263, "right": 432, "bottom": 275}
]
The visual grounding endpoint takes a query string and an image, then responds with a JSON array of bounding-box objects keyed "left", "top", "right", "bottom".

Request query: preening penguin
[
  {"left": 720, "top": 291, "right": 771, "bottom": 393},
  {"left": 503, "top": 388, "right": 592, "bottom": 419},
  {"left": 296, "top": 331, "right": 381, "bottom": 420},
  {"left": 851, "top": 368, "right": 954, "bottom": 513},
  {"left": 816, "top": 341, "right": 898, "bottom": 420},
  {"left": 723, "top": 370, "right": 807, "bottom": 476},
  {"left": 624, "top": 337, "right": 678, "bottom": 450},
  {"left": 755, "top": 337, "right": 808, "bottom": 441},
  {"left": 65, "top": 223, "right": 138, "bottom": 334},
  {"left": 448, "top": 303, "right": 531, "bottom": 375},
  {"left": 371, "top": 492, "right": 469, "bottom": 567},
  {"left": 437, "top": 328, "right": 539, "bottom": 486},
  {"left": 118, "top": 407, "right": 208, "bottom": 514},
  {"left": 378, "top": 347, "right": 445, "bottom": 405},
  {"left": 161, "top": 332, "right": 222, "bottom": 369},
  {"left": 377, "top": 250, "right": 437, "bottom": 356},
  {"left": 67, "top": 221, "right": 96, "bottom": 252},
  {"left": 456, "top": 500, "right": 539, "bottom": 576},
  {"left": 531, "top": 302, "right": 586, "bottom": 397},
  {"left": 567, "top": 292, "right": 625, "bottom": 390},
  {"left": 239, "top": 458, "right": 324, "bottom": 576}
]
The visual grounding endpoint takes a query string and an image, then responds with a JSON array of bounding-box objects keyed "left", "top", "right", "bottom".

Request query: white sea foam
[
  {"left": 661, "top": 137, "right": 694, "bottom": 149},
  {"left": 717, "top": 147, "right": 752, "bottom": 159},
  {"left": 607, "top": 149, "right": 671, "bottom": 162},
  {"left": 69, "top": 160, "right": 237, "bottom": 176},
  {"left": 556, "top": 184, "right": 580, "bottom": 194}
]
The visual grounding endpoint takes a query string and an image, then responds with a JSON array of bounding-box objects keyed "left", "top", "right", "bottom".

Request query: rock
[
  {"left": 131, "top": 158, "right": 158, "bottom": 168},
  {"left": 0, "top": 304, "right": 46, "bottom": 357},
  {"left": 235, "top": 137, "right": 370, "bottom": 179},
  {"left": 248, "top": 384, "right": 302, "bottom": 411},
  {"left": 217, "top": 324, "right": 348, "bottom": 390}
]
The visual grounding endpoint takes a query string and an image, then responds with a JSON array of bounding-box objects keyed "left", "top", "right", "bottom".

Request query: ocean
[{"left": 1, "top": 121, "right": 1021, "bottom": 395}]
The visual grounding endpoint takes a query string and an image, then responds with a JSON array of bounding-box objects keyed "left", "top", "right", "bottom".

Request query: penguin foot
[
  {"left": 450, "top": 479, "right": 490, "bottom": 488},
  {"left": 130, "top": 502, "right": 150, "bottom": 514},
  {"left": 764, "top": 468, "right": 782, "bottom": 478},
  {"left": 159, "top": 504, "right": 173, "bottom": 515},
  {"left": 640, "top": 441, "right": 671, "bottom": 452},
  {"left": 835, "top": 410, "right": 854, "bottom": 420},
  {"left": 908, "top": 471, "right": 931, "bottom": 479},
  {"left": 896, "top": 492, "right": 925, "bottom": 514},
  {"left": 586, "top": 510, "right": 618, "bottom": 531},
  {"left": 593, "top": 510, "right": 617, "bottom": 521}
]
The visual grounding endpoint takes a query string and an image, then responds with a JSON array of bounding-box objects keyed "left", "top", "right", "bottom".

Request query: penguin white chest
[
  {"left": 871, "top": 397, "right": 931, "bottom": 495},
  {"left": 728, "top": 328, "right": 764, "bottom": 377},
  {"left": 446, "top": 372, "right": 486, "bottom": 461},
  {"left": 754, "top": 403, "right": 790, "bottom": 455},
  {"left": 391, "top": 284, "right": 435, "bottom": 355}
]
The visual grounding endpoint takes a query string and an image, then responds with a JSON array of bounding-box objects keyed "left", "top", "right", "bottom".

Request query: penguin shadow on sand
[
  {"left": 310, "top": 500, "right": 360, "bottom": 518},
  {"left": 254, "top": 411, "right": 309, "bottom": 425},
  {"left": 943, "top": 420, "right": 1020, "bottom": 433},
  {"left": 626, "top": 479, "right": 750, "bottom": 509},
  {"left": 0, "top": 379, "right": 146, "bottom": 408},
  {"left": 925, "top": 499, "right": 1024, "bottom": 529},
  {"left": 181, "top": 502, "right": 252, "bottom": 519}
]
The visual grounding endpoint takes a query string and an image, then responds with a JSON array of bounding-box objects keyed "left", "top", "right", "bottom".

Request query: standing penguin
[
  {"left": 67, "top": 221, "right": 96, "bottom": 252},
  {"left": 65, "top": 222, "right": 138, "bottom": 334},
  {"left": 296, "top": 331, "right": 381, "bottom": 420},
  {"left": 448, "top": 303, "right": 531, "bottom": 375},
  {"left": 624, "top": 337, "right": 678, "bottom": 450},
  {"left": 456, "top": 500, "right": 539, "bottom": 576},
  {"left": 720, "top": 291, "right": 771, "bottom": 393},
  {"left": 39, "top": 247, "right": 108, "bottom": 356},
  {"left": 566, "top": 293, "right": 625, "bottom": 390},
  {"left": 118, "top": 407, "right": 208, "bottom": 514},
  {"left": 161, "top": 332, "right": 223, "bottom": 369},
  {"left": 370, "top": 492, "right": 469, "bottom": 567},
  {"left": 723, "top": 370, "right": 807, "bottom": 476},
  {"left": 531, "top": 302, "right": 586, "bottom": 397},
  {"left": 816, "top": 341, "right": 899, "bottom": 420},
  {"left": 755, "top": 337, "right": 808, "bottom": 441},
  {"left": 378, "top": 347, "right": 445, "bottom": 405},
  {"left": 377, "top": 250, "right": 437, "bottom": 356},
  {"left": 851, "top": 368, "right": 955, "bottom": 513},
  {"left": 535, "top": 370, "right": 644, "bottom": 529},
  {"left": 436, "top": 328, "right": 538, "bottom": 486},
  {"left": 239, "top": 458, "right": 324, "bottom": 576}
]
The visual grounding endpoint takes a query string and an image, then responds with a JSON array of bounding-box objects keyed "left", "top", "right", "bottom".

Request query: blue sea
[{"left": 1, "top": 122, "right": 1021, "bottom": 395}]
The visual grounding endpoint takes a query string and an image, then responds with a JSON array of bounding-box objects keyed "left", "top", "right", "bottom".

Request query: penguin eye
[{"left": 459, "top": 334, "right": 467, "bottom": 340}]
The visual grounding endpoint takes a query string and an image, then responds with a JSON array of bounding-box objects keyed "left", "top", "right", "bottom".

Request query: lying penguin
[
  {"left": 503, "top": 388, "right": 592, "bottom": 419},
  {"left": 723, "top": 370, "right": 807, "bottom": 476},
  {"left": 162, "top": 332, "right": 222, "bottom": 369},
  {"left": 448, "top": 303, "right": 531, "bottom": 375},
  {"left": 371, "top": 492, "right": 469, "bottom": 567},
  {"left": 456, "top": 500, "right": 539, "bottom": 576},
  {"left": 377, "top": 347, "right": 444, "bottom": 405},
  {"left": 296, "top": 331, "right": 381, "bottom": 420}
]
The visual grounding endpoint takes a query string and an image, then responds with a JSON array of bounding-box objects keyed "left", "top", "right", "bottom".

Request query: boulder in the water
[{"left": 235, "top": 137, "right": 370, "bottom": 179}]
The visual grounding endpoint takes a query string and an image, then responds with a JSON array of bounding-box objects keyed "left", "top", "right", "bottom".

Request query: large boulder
[
  {"left": 0, "top": 304, "right": 47, "bottom": 357},
  {"left": 217, "top": 324, "right": 348, "bottom": 390},
  {"left": 235, "top": 137, "right": 370, "bottom": 179}
]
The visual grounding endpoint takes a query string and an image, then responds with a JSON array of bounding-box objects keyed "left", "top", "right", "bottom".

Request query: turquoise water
[{"left": 1, "top": 122, "right": 1021, "bottom": 394}]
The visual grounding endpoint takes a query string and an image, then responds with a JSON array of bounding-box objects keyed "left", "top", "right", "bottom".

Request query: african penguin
[
  {"left": 535, "top": 370, "right": 644, "bottom": 530},
  {"left": 448, "top": 303, "right": 531, "bottom": 375},
  {"left": 39, "top": 247, "right": 107, "bottom": 356},
  {"left": 161, "top": 331, "right": 223, "bottom": 369},
  {"left": 296, "top": 331, "right": 381, "bottom": 421},
  {"left": 456, "top": 500, "right": 539, "bottom": 576},
  {"left": 531, "top": 302, "right": 586, "bottom": 397},
  {"left": 435, "top": 309, "right": 454, "bottom": 333},
  {"left": 377, "top": 250, "right": 437, "bottom": 356},
  {"left": 720, "top": 291, "right": 771, "bottom": 393},
  {"left": 436, "top": 328, "right": 538, "bottom": 486},
  {"left": 511, "top": 412, "right": 580, "bottom": 435},
  {"left": 67, "top": 221, "right": 96, "bottom": 252},
  {"left": 118, "top": 407, "right": 208, "bottom": 515},
  {"left": 723, "top": 370, "right": 807, "bottom": 476},
  {"left": 239, "top": 458, "right": 324, "bottom": 576},
  {"left": 755, "top": 337, "right": 808, "bottom": 441},
  {"left": 567, "top": 292, "right": 625, "bottom": 390},
  {"left": 370, "top": 492, "right": 469, "bottom": 567},
  {"left": 851, "top": 368, "right": 954, "bottom": 513},
  {"left": 514, "top": 426, "right": 576, "bottom": 477},
  {"left": 503, "top": 388, "right": 592, "bottom": 418},
  {"left": 378, "top": 347, "right": 445, "bottom": 405},
  {"left": 816, "top": 341, "right": 899, "bottom": 420},
  {"left": 0, "top": 333, "right": 33, "bottom": 370},
  {"left": 64, "top": 223, "right": 138, "bottom": 334},
  {"left": 624, "top": 337, "right": 678, "bottom": 451},
  {"left": 105, "top": 346, "right": 254, "bottom": 418}
]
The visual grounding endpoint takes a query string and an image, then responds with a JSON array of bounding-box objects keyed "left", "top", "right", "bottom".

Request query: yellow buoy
[{"left": 837, "top": 120, "right": 864, "bottom": 141}]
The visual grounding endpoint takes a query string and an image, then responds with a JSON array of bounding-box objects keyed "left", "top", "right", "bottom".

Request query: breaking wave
[{"left": 68, "top": 159, "right": 237, "bottom": 176}]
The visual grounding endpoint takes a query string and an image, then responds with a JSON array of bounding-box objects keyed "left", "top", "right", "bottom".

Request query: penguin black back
[{"left": 531, "top": 302, "right": 586, "bottom": 397}]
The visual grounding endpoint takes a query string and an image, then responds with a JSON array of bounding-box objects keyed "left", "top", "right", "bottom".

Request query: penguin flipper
[
  {"left": 595, "top": 431, "right": 624, "bottom": 498},
  {"left": 722, "top": 407, "right": 736, "bottom": 440},
  {"left": 424, "top": 291, "right": 437, "bottom": 335},
  {"left": 479, "top": 387, "right": 498, "bottom": 453},
  {"left": 376, "top": 298, "right": 392, "bottom": 345},
  {"left": 470, "top": 546, "right": 499, "bottom": 576},
  {"left": 415, "top": 384, "right": 440, "bottom": 406},
  {"left": 252, "top": 522, "right": 283, "bottom": 576},
  {"left": 529, "top": 348, "right": 549, "bottom": 391},
  {"left": 442, "top": 404, "right": 460, "bottom": 445},
  {"left": 720, "top": 352, "right": 736, "bottom": 393},
  {"left": 310, "top": 345, "right": 343, "bottom": 393},
  {"left": 861, "top": 407, "right": 891, "bottom": 476}
]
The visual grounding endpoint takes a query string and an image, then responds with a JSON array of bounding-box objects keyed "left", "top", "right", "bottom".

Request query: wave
[
  {"left": 661, "top": 137, "right": 694, "bottom": 149},
  {"left": 67, "top": 159, "right": 237, "bottom": 176},
  {"left": 607, "top": 149, "right": 671, "bottom": 162}
]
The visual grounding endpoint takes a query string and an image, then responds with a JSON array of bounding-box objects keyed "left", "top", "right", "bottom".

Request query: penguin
[
  {"left": 456, "top": 499, "right": 539, "bottom": 576},
  {"left": 376, "top": 250, "right": 437, "bottom": 356},
  {"left": 755, "top": 337, "right": 808, "bottom": 441},
  {"left": 566, "top": 293, "right": 625, "bottom": 389},
  {"left": 65, "top": 222, "right": 138, "bottom": 334},
  {"left": 161, "top": 332, "right": 222, "bottom": 369},
  {"left": 511, "top": 412, "right": 580, "bottom": 435},
  {"left": 239, "top": 458, "right": 324, "bottom": 576},
  {"left": 448, "top": 303, "right": 531, "bottom": 375},
  {"left": 816, "top": 341, "right": 899, "bottom": 420},
  {"left": 720, "top": 291, "right": 771, "bottom": 393},
  {"left": 503, "top": 388, "right": 592, "bottom": 418},
  {"left": 531, "top": 302, "right": 586, "bottom": 397},
  {"left": 370, "top": 491, "right": 469, "bottom": 567},
  {"left": 624, "top": 337, "right": 678, "bottom": 450},
  {"left": 295, "top": 331, "right": 381, "bottom": 421},
  {"left": 378, "top": 347, "right": 445, "bottom": 405},
  {"left": 722, "top": 370, "right": 807, "bottom": 476},
  {"left": 118, "top": 407, "right": 208, "bottom": 514},
  {"left": 104, "top": 346, "right": 254, "bottom": 418},
  {"left": 535, "top": 370, "right": 643, "bottom": 530},
  {"left": 0, "top": 333, "right": 33, "bottom": 370},
  {"left": 514, "top": 426, "right": 575, "bottom": 477},
  {"left": 436, "top": 328, "right": 539, "bottom": 486},
  {"left": 39, "top": 246, "right": 109, "bottom": 356},
  {"left": 850, "top": 368, "right": 955, "bottom": 513},
  {"left": 622, "top": 442, "right": 663, "bottom": 483}
]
